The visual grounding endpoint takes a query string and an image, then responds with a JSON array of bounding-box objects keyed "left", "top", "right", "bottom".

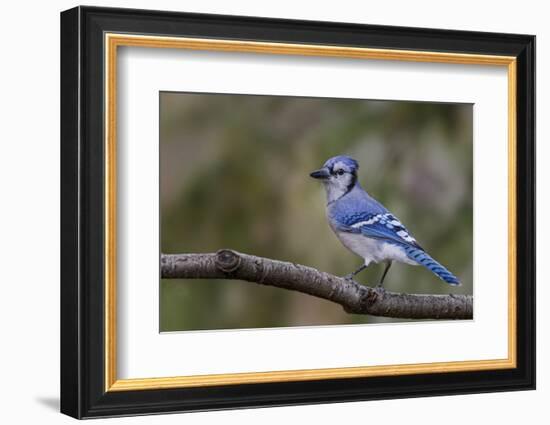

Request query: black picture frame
[{"left": 61, "top": 5, "right": 535, "bottom": 419}]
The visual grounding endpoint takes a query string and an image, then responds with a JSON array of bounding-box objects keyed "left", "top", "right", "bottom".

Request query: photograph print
[{"left": 160, "top": 92, "right": 473, "bottom": 332}]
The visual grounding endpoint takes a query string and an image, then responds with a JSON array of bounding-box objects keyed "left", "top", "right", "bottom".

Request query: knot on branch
[
  {"left": 342, "top": 285, "right": 381, "bottom": 314},
  {"left": 363, "top": 286, "right": 382, "bottom": 305},
  {"left": 215, "top": 249, "right": 242, "bottom": 273}
]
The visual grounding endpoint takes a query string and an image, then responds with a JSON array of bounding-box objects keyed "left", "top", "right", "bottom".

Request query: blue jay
[{"left": 310, "top": 155, "right": 459, "bottom": 287}]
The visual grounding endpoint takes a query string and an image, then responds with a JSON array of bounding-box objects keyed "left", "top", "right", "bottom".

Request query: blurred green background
[{"left": 160, "top": 92, "right": 473, "bottom": 332}]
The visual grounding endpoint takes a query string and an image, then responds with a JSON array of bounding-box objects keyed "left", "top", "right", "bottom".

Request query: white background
[
  {"left": 0, "top": 0, "right": 545, "bottom": 424},
  {"left": 119, "top": 48, "right": 508, "bottom": 378}
]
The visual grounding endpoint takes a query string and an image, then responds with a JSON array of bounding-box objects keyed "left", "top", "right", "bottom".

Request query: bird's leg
[
  {"left": 344, "top": 264, "right": 367, "bottom": 281},
  {"left": 377, "top": 261, "right": 393, "bottom": 288}
]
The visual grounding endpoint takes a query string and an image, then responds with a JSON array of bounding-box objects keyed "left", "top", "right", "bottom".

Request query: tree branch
[{"left": 161, "top": 250, "right": 472, "bottom": 320}]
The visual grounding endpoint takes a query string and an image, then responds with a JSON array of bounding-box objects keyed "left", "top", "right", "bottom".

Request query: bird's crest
[{"left": 323, "top": 155, "right": 359, "bottom": 173}]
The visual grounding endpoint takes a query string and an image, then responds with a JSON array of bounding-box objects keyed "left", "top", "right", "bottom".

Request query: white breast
[{"left": 335, "top": 231, "right": 417, "bottom": 266}]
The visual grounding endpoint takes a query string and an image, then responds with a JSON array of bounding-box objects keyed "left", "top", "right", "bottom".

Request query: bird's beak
[{"left": 310, "top": 167, "right": 330, "bottom": 180}]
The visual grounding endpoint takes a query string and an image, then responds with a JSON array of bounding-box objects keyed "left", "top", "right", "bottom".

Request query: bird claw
[
  {"left": 374, "top": 284, "right": 386, "bottom": 293},
  {"left": 343, "top": 274, "right": 366, "bottom": 286}
]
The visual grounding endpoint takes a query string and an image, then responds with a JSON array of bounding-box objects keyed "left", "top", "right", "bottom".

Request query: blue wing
[{"left": 335, "top": 212, "right": 424, "bottom": 250}]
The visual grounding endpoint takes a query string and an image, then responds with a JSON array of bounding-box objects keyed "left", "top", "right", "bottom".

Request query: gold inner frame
[{"left": 104, "top": 33, "right": 517, "bottom": 392}]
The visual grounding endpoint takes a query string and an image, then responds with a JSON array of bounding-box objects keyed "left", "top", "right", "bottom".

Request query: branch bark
[{"left": 161, "top": 250, "right": 472, "bottom": 320}]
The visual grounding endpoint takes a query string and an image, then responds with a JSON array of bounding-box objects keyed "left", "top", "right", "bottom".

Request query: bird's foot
[
  {"left": 343, "top": 274, "right": 363, "bottom": 285},
  {"left": 374, "top": 283, "right": 386, "bottom": 293},
  {"left": 343, "top": 273, "right": 355, "bottom": 281}
]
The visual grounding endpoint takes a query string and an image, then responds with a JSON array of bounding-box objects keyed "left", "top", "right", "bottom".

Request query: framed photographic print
[{"left": 60, "top": 6, "right": 535, "bottom": 419}]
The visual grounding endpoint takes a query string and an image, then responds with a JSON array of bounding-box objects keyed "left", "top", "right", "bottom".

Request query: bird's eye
[{"left": 336, "top": 169, "right": 345, "bottom": 176}]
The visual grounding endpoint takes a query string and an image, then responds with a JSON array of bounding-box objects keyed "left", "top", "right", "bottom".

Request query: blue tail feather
[{"left": 404, "top": 246, "right": 460, "bottom": 286}]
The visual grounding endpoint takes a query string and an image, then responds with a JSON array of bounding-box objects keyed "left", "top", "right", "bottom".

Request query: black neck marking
[{"left": 327, "top": 174, "right": 357, "bottom": 206}]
